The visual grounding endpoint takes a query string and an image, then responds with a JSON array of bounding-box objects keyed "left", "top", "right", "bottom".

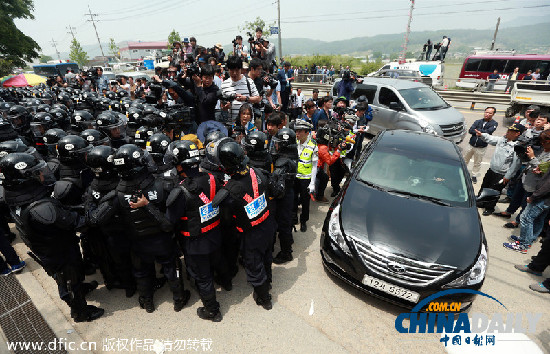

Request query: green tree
[
  {"left": 371, "top": 51, "right": 382, "bottom": 59},
  {"left": 69, "top": 38, "right": 88, "bottom": 67},
  {"left": 108, "top": 38, "right": 120, "bottom": 59},
  {"left": 0, "top": 0, "right": 41, "bottom": 76},
  {"left": 389, "top": 53, "right": 399, "bottom": 61},
  {"left": 39, "top": 54, "right": 53, "bottom": 63},
  {"left": 167, "top": 29, "right": 181, "bottom": 48},
  {"left": 239, "top": 16, "right": 275, "bottom": 38}
]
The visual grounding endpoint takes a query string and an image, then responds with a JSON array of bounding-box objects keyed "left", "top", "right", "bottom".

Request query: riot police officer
[
  {"left": 84, "top": 146, "right": 136, "bottom": 297},
  {"left": 270, "top": 127, "right": 298, "bottom": 264},
  {"left": 212, "top": 140, "right": 276, "bottom": 310},
  {"left": 91, "top": 144, "right": 190, "bottom": 313},
  {"left": 166, "top": 140, "right": 225, "bottom": 322},
  {"left": 0, "top": 153, "right": 104, "bottom": 322},
  {"left": 242, "top": 130, "right": 272, "bottom": 174}
]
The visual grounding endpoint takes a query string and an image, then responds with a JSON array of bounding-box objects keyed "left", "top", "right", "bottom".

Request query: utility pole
[
  {"left": 85, "top": 5, "right": 106, "bottom": 65},
  {"left": 50, "top": 39, "right": 61, "bottom": 61},
  {"left": 67, "top": 26, "right": 77, "bottom": 40},
  {"left": 399, "top": 0, "right": 415, "bottom": 64},
  {"left": 490, "top": 17, "right": 500, "bottom": 51},
  {"left": 277, "top": 0, "right": 282, "bottom": 63}
]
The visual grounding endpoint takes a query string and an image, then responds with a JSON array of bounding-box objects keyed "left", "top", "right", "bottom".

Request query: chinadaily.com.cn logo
[{"left": 394, "top": 289, "right": 542, "bottom": 348}]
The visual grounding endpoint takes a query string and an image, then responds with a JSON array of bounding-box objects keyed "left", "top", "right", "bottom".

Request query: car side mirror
[{"left": 389, "top": 102, "right": 404, "bottom": 111}]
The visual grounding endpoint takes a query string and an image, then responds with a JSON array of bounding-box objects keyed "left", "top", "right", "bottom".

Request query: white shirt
[
  {"left": 213, "top": 75, "right": 222, "bottom": 110},
  {"left": 221, "top": 75, "right": 259, "bottom": 121},
  {"left": 295, "top": 92, "right": 304, "bottom": 108}
]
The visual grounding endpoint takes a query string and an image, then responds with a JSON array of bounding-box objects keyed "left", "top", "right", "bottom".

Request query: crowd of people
[
  {"left": 466, "top": 104, "right": 550, "bottom": 293},
  {"left": 0, "top": 28, "right": 375, "bottom": 323}
]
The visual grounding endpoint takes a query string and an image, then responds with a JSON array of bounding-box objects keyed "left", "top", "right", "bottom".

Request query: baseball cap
[
  {"left": 183, "top": 38, "right": 189, "bottom": 43},
  {"left": 507, "top": 123, "right": 526, "bottom": 133}
]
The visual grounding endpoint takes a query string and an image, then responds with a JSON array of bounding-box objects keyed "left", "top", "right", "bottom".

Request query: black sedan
[{"left": 320, "top": 130, "right": 488, "bottom": 309}]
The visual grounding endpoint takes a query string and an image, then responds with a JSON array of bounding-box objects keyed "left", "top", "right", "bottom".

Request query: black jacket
[
  {"left": 468, "top": 119, "right": 498, "bottom": 148},
  {"left": 195, "top": 83, "right": 219, "bottom": 123}
]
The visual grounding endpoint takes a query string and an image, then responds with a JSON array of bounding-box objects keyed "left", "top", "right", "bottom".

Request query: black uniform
[
  {"left": 167, "top": 172, "right": 225, "bottom": 317},
  {"left": 218, "top": 167, "right": 276, "bottom": 289},
  {"left": 4, "top": 184, "right": 103, "bottom": 321},
  {"left": 91, "top": 171, "right": 189, "bottom": 310},
  {"left": 271, "top": 152, "right": 298, "bottom": 256},
  {"left": 84, "top": 176, "right": 135, "bottom": 295}
]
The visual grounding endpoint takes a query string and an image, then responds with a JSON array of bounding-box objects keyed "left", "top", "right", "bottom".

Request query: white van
[{"left": 370, "top": 60, "right": 444, "bottom": 87}]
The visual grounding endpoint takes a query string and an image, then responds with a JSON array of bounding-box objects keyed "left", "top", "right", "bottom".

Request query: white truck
[{"left": 504, "top": 82, "right": 550, "bottom": 124}]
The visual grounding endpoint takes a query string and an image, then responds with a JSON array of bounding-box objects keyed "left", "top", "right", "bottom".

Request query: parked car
[
  {"left": 352, "top": 78, "right": 466, "bottom": 144},
  {"left": 320, "top": 130, "right": 487, "bottom": 310}
]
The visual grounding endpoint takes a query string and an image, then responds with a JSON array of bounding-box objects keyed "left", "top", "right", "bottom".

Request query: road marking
[{"left": 309, "top": 299, "right": 314, "bottom": 316}]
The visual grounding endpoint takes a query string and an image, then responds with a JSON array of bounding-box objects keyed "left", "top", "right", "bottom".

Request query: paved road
[{"left": 2, "top": 101, "right": 549, "bottom": 354}]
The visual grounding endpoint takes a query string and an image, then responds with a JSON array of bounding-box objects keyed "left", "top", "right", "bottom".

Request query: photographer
[
  {"left": 192, "top": 64, "right": 219, "bottom": 122},
  {"left": 248, "top": 27, "right": 264, "bottom": 58},
  {"left": 249, "top": 58, "right": 277, "bottom": 127},
  {"left": 232, "top": 35, "right": 248, "bottom": 60},
  {"left": 220, "top": 56, "right": 261, "bottom": 122}
]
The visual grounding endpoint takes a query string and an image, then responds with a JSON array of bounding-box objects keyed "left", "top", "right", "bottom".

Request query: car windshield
[
  {"left": 357, "top": 148, "right": 469, "bottom": 207},
  {"left": 398, "top": 87, "right": 449, "bottom": 110}
]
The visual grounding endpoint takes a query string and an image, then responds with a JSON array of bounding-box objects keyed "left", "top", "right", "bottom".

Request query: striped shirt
[{"left": 221, "top": 75, "right": 259, "bottom": 122}]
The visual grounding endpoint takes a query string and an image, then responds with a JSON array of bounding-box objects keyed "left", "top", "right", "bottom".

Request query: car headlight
[
  {"left": 418, "top": 119, "right": 438, "bottom": 136},
  {"left": 444, "top": 243, "right": 487, "bottom": 287},
  {"left": 328, "top": 204, "right": 352, "bottom": 256}
]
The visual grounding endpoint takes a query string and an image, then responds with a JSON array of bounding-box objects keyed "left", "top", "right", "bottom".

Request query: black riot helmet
[
  {"left": 51, "top": 102, "right": 69, "bottom": 114},
  {"left": 0, "top": 119, "right": 19, "bottom": 142},
  {"left": 40, "top": 92, "right": 55, "bottom": 105},
  {"left": 96, "top": 111, "right": 127, "bottom": 141},
  {"left": 105, "top": 91, "right": 117, "bottom": 101},
  {"left": 218, "top": 138, "right": 249, "bottom": 175},
  {"left": 164, "top": 140, "right": 201, "bottom": 168},
  {"left": 0, "top": 140, "right": 39, "bottom": 160},
  {"left": 126, "top": 106, "right": 143, "bottom": 129},
  {"left": 95, "top": 97, "right": 111, "bottom": 111},
  {"left": 270, "top": 127, "right": 297, "bottom": 155},
  {"left": 49, "top": 108, "right": 70, "bottom": 130},
  {"left": 36, "top": 103, "right": 51, "bottom": 113},
  {"left": 0, "top": 102, "right": 15, "bottom": 117},
  {"left": 71, "top": 110, "right": 95, "bottom": 132},
  {"left": 204, "top": 130, "right": 227, "bottom": 146},
  {"left": 146, "top": 133, "right": 171, "bottom": 164},
  {"left": 57, "top": 135, "right": 92, "bottom": 164},
  {"left": 43, "top": 128, "right": 67, "bottom": 156},
  {"left": 133, "top": 125, "right": 154, "bottom": 148},
  {"left": 30, "top": 112, "right": 56, "bottom": 138},
  {"left": 7, "top": 105, "right": 31, "bottom": 133},
  {"left": 0, "top": 153, "right": 55, "bottom": 188},
  {"left": 85, "top": 145, "right": 117, "bottom": 178},
  {"left": 112, "top": 144, "right": 148, "bottom": 179},
  {"left": 241, "top": 130, "right": 269, "bottom": 155},
  {"left": 80, "top": 129, "right": 110, "bottom": 146},
  {"left": 130, "top": 101, "right": 145, "bottom": 111}
]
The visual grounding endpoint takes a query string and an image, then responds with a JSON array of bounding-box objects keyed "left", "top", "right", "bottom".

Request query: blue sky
[{"left": 16, "top": 0, "right": 550, "bottom": 56}]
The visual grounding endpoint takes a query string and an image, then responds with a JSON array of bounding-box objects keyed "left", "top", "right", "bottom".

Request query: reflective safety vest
[
  {"left": 226, "top": 168, "right": 270, "bottom": 233},
  {"left": 179, "top": 173, "right": 220, "bottom": 237},
  {"left": 340, "top": 131, "right": 356, "bottom": 158},
  {"left": 296, "top": 138, "right": 317, "bottom": 179}
]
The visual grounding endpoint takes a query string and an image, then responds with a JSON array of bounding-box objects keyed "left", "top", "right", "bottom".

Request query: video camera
[
  {"left": 247, "top": 32, "right": 263, "bottom": 47},
  {"left": 514, "top": 134, "right": 542, "bottom": 163},
  {"left": 262, "top": 73, "right": 279, "bottom": 90},
  {"left": 163, "top": 104, "right": 195, "bottom": 137},
  {"left": 216, "top": 90, "right": 236, "bottom": 104},
  {"left": 145, "top": 83, "right": 164, "bottom": 104}
]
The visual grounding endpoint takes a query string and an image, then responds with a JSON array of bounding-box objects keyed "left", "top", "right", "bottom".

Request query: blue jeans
[{"left": 519, "top": 200, "right": 550, "bottom": 246}]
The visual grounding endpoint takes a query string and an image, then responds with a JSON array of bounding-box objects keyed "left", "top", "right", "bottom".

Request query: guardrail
[{"left": 292, "top": 81, "right": 511, "bottom": 109}]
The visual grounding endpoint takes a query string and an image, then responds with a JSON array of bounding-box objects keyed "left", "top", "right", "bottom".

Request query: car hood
[
  {"left": 412, "top": 106, "right": 464, "bottom": 126},
  {"left": 340, "top": 179, "right": 481, "bottom": 271}
]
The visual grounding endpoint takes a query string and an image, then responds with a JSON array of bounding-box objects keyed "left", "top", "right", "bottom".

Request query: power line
[{"left": 280, "top": 4, "right": 550, "bottom": 24}]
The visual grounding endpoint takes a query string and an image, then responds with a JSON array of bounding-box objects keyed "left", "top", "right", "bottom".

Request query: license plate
[{"left": 362, "top": 275, "right": 420, "bottom": 303}]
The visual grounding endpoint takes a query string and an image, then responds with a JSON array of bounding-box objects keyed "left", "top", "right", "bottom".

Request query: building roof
[{"left": 120, "top": 41, "right": 168, "bottom": 51}]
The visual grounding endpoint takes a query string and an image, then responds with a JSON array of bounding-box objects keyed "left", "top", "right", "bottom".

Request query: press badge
[
  {"left": 244, "top": 193, "right": 267, "bottom": 219},
  {"left": 199, "top": 202, "right": 219, "bottom": 223}
]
